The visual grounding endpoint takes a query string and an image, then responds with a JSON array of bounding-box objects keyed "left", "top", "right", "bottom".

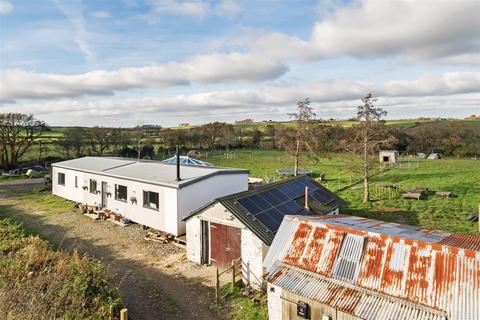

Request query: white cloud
[
  {"left": 53, "top": 0, "right": 95, "bottom": 61},
  {"left": 244, "top": 0, "right": 480, "bottom": 63},
  {"left": 146, "top": 0, "right": 240, "bottom": 19},
  {"left": 0, "top": 0, "right": 13, "bottom": 14},
  {"left": 311, "top": 0, "right": 480, "bottom": 61},
  {"left": 4, "top": 72, "right": 479, "bottom": 126},
  {"left": 91, "top": 11, "right": 111, "bottom": 18},
  {"left": 0, "top": 52, "right": 288, "bottom": 101}
]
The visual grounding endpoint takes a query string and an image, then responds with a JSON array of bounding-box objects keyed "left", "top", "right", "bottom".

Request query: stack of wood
[{"left": 144, "top": 230, "right": 174, "bottom": 243}]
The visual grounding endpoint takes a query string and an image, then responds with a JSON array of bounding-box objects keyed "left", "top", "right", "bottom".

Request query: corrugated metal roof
[
  {"left": 53, "top": 156, "right": 248, "bottom": 189},
  {"left": 269, "top": 263, "right": 447, "bottom": 320},
  {"left": 265, "top": 215, "right": 480, "bottom": 320}
]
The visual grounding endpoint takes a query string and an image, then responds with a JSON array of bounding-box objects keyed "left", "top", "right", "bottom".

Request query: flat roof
[{"left": 52, "top": 157, "right": 249, "bottom": 188}]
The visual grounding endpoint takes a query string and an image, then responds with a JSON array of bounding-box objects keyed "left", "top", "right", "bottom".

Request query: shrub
[{"left": 0, "top": 219, "right": 122, "bottom": 319}]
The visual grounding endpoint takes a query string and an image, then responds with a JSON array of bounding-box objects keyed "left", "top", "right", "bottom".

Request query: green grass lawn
[{"left": 204, "top": 149, "right": 480, "bottom": 234}]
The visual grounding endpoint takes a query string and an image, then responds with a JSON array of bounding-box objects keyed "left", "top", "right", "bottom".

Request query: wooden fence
[{"left": 214, "top": 258, "right": 242, "bottom": 303}]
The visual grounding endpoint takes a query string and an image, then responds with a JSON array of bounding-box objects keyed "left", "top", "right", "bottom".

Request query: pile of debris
[{"left": 144, "top": 230, "right": 174, "bottom": 243}]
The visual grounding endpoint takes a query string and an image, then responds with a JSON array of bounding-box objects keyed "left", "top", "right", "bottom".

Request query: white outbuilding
[
  {"left": 183, "top": 176, "right": 344, "bottom": 289},
  {"left": 379, "top": 150, "right": 399, "bottom": 165},
  {"left": 52, "top": 157, "right": 249, "bottom": 236}
]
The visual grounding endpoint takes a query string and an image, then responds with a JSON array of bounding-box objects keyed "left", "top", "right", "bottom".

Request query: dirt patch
[{"left": 0, "top": 180, "right": 231, "bottom": 320}]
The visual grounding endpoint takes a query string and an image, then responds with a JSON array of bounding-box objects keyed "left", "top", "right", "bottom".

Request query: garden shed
[
  {"left": 52, "top": 157, "right": 248, "bottom": 236},
  {"left": 183, "top": 176, "right": 343, "bottom": 288},
  {"left": 264, "top": 215, "right": 480, "bottom": 320},
  {"left": 379, "top": 150, "right": 399, "bottom": 164}
]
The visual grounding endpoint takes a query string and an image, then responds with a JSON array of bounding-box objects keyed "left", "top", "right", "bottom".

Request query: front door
[
  {"left": 101, "top": 181, "right": 108, "bottom": 208},
  {"left": 210, "top": 223, "right": 241, "bottom": 268}
]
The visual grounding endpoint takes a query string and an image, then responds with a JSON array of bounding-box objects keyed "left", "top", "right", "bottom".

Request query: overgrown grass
[
  {"left": 205, "top": 150, "right": 480, "bottom": 234},
  {"left": 221, "top": 283, "right": 268, "bottom": 320},
  {"left": 0, "top": 218, "right": 122, "bottom": 319}
]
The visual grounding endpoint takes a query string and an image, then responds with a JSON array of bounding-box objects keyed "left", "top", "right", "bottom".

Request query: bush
[{"left": 0, "top": 219, "right": 122, "bottom": 319}]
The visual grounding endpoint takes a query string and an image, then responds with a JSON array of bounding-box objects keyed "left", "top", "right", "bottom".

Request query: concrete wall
[{"left": 186, "top": 201, "right": 267, "bottom": 289}]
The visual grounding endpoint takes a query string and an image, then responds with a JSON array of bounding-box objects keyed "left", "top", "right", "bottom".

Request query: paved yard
[{"left": 0, "top": 179, "right": 230, "bottom": 320}]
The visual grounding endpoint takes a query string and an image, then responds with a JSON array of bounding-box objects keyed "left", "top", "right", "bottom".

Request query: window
[
  {"left": 90, "top": 179, "right": 98, "bottom": 194},
  {"left": 58, "top": 172, "right": 65, "bottom": 186},
  {"left": 143, "top": 190, "right": 159, "bottom": 210},
  {"left": 75, "top": 176, "right": 78, "bottom": 188},
  {"left": 115, "top": 184, "right": 128, "bottom": 202}
]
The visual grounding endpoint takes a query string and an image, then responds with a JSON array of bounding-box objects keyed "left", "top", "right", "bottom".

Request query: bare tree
[
  {"left": 353, "top": 94, "right": 396, "bottom": 203},
  {"left": 0, "top": 113, "right": 47, "bottom": 169},
  {"left": 278, "top": 98, "right": 316, "bottom": 175}
]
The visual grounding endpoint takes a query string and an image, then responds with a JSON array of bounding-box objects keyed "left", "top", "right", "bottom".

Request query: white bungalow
[{"left": 52, "top": 157, "right": 248, "bottom": 236}]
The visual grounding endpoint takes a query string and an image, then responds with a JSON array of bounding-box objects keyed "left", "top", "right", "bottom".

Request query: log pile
[{"left": 144, "top": 230, "right": 174, "bottom": 243}]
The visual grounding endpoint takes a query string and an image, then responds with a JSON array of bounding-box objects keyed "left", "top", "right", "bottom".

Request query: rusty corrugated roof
[
  {"left": 264, "top": 215, "right": 480, "bottom": 320},
  {"left": 269, "top": 262, "right": 447, "bottom": 320}
]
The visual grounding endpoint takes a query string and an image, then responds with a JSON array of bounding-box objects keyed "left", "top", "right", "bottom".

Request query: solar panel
[
  {"left": 237, "top": 177, "right": 337, "bottom": 232},
  {"left": 255, "top": 212, "right": 281, "bottom": 230},
  {"left": 310, "top": 189, "right": 334, "bottom": 205}
]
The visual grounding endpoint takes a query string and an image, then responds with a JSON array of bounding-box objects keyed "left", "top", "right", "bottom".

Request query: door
[
  {"left": 210, "top": 223, "right": 241, "bottom": 268},
  {"left": 101, "top": 181, "right": 108, "bottom": 208}
]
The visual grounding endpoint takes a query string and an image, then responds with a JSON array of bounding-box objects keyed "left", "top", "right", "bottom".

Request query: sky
[{"left": 0, "top": 0, "right": 479, "bottom": 127}]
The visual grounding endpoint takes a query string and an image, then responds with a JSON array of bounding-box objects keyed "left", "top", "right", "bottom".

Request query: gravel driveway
[{"left": 0, "top": 179, "right": 227, "bottom": 320}]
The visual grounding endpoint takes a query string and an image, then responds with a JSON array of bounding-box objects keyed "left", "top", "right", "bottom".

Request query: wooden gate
[{"left": 210, "top": 223, "right": 241, "bottom": 268}]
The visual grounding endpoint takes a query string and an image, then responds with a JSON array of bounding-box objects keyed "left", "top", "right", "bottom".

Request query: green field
[{"left": 201, "top": 150, "right": 480, "bottom": 234}]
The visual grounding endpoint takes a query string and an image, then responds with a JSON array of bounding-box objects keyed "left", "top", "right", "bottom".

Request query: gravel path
[{"left": 0, "top": 179, "right": 227, "bottom": 320}]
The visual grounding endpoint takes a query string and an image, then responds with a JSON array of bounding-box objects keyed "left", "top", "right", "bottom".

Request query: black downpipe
[{"left": 176, "top": 145, "right": 181, "bottom": 181}]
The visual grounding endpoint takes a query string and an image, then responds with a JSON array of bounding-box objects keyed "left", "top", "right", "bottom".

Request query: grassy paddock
[{"left": 204, "top": 150, "right": 480, "bottom": 234}]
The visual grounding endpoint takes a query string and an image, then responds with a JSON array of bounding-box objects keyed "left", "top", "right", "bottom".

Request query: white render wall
[
  {"left": 186, "top": 202, "right": 267, "bottom": 289},
  {"left": 52, "top": 167, "right": 85, "bottom": 204},
  {"left": 241, "top": 228, "right": 268, "bottom": 289},
  {"left": 267, "top": 283, "right": 282, "bottom": 320},
  {"left": 53, "top": 166, "right": 178, "bottom": 234},
  {"left": 177, "top": 173, "right": 247, "bottom": 235},
  {"left": 52, "top": 166, "right": 247, "bottom": 236}
]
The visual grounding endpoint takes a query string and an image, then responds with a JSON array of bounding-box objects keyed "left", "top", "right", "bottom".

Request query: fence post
[
  {"left": 215, "top": 267, "right": 220, "bottom": 303},
  {"left": 109, "top": 305, "right": 114, "bottom": 320},
  {"left": 232, "top": 260, "right": 235, "bottom": 286},
  {"left": 120, "top": 308, "right": 128, "bottom": 320}
]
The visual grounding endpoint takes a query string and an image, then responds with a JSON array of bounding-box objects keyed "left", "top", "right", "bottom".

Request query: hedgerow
[{"left": 0, "top": 219, "right": 122, "bottom": 319}]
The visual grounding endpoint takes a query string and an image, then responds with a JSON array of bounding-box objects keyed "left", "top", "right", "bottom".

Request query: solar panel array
[{"left": 237, "top": 176, "right": 336, "bottom": 231}]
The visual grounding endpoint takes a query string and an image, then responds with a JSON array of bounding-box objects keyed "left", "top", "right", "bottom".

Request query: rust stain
[
  {"left": 300, "top": 226, "right": 328, "bottom": 272},
  {"left": 284, "top": 222, "right": 312, "bottom": 267},
  {"left": 275, "top": 216, "right": 480, "bottom": 319}
]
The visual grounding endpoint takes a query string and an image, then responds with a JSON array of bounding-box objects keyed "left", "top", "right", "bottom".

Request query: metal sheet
[{"left": 264, "top": 215, "right": 480, "bottom": 320}]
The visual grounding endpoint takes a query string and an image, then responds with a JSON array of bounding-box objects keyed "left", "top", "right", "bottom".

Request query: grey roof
[
  {"left": 183, "top": 176, "right": 344, "bottom": 245},
  {"left": 52, "top": 157, "right": 248, "bottom": 189}
]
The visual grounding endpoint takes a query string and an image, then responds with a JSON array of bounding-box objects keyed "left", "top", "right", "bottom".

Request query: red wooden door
[{"left": 210, "top": 223, "right": 241, "bottom": 268}]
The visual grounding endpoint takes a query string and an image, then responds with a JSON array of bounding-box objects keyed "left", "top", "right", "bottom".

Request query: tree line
[{"left": 1, "top": 95, "right": 479, "bottom": 173}]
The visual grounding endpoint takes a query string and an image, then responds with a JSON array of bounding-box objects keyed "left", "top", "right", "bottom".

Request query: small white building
[
  {"left": 183, "top": 176, "right": 343, "bottom": 289},
  {"left": 52, "top": 157, "right": 249, "bottom": 236},
  {"left": 379, "top": 150, "right": 399, "bottom": 164}
]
